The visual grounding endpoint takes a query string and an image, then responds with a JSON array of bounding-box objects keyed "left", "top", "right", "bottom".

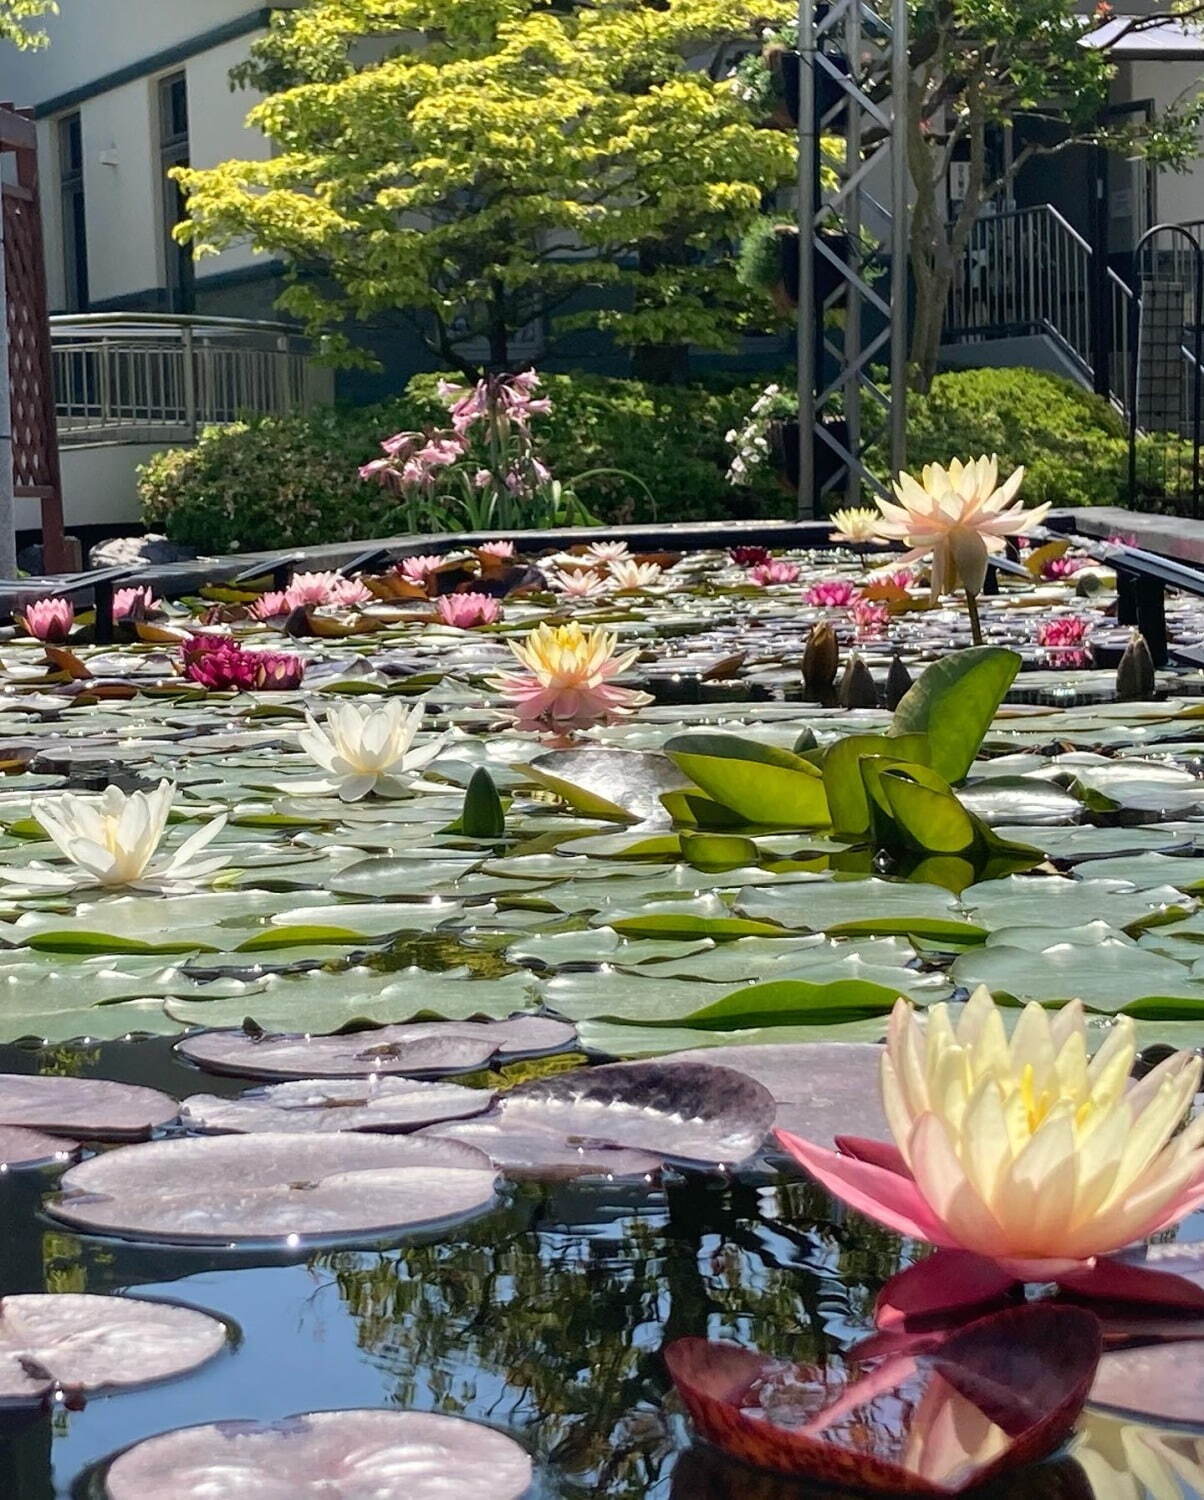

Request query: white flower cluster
[{"left": 725, "top": 383, "right": 790, "bottom": 485}]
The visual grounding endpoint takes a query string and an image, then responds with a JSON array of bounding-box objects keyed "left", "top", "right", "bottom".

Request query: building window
[
  {"left": 58, "top": 112, "right": 88, "bottom": 312},
  {"left": 158, "top": 71, "right": 193, "bottom": 313}
]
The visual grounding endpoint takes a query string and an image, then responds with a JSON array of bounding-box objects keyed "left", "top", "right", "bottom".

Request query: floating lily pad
[
  {"left": 658, "top": 1043, "right": 887, "bottom": 1146},
  {"left": 49, "top": 1132, "right": 498, "bottom": 1245},
  {"left": 180, "top": 1076, "right": 495, "bottom": 1134},
  {"left": 500, "top": 1059, "right": 774, "bottom": 1168},
  {"left": 0, "top": 1074, "right": 177, "bottom": 1139},
  {"left": 0, "top": 1124, "right": 79, "bottom": 1170},
  {"left": 0, "top": 1294, "right": 228, "bottom": 1405},
  {"left": 418, "top": 1114, "right": 665, "bottom": 1180},
  {"left": 176, "top": 1014, "right": 574, "bottom": 1080},
  {"left": 103, "top": 1409, "right": 533, "bottom": 1500}
]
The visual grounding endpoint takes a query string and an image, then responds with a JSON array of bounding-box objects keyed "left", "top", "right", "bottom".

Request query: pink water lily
[
  {"left": 112, "top": 586, "right": 164, "bottom": 620},
  {"left": 278, "top": 572, "right": 371, "bottom": 610},
  {"left": 181, "top": 636, "right": 305, "bottom": 691},
  {"left": 777, "top": 990, "right": 1204, "bottom": 1284},
  {"left": 434, "top": 592, "right": 502, "bottom": 628},
  {"left": 490, "top": 621, "right": 651, "bottom": 731},
  {"left": 1036, "top": 615, "right": 1090, "bottom": 649},
  {"left": 806, "top": 578, "right": 860, "bottom": 607},
  {"left": 18, "top": 597, "right": 74, "bottom": 642},
  {"left": 398, "top": 555, "right": 446, "bottom": 587},
  {"left": 852, "top": 599, "right": 890, "bottom": 637},
  {"left": 749, "top": 560, "right": 800, "bottom": 586}
]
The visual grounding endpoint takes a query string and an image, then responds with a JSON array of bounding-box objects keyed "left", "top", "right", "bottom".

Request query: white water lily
[
  {"left": 0, "top": 781, "right": 228, "bottom": 893},
  {"left": 295, "top": 699, "right": 446, "bottom": 801},
  {"left": 608, "top": 558, "right": 663, "bottom": 590}
]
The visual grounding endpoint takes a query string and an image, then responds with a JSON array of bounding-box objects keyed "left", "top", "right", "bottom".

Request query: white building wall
[
  {"left": 0, "top": 2, "right": 277, "bottom": 309},
  {"left": 1116, "top": 60, "right": 1204, "bottom": 228}
]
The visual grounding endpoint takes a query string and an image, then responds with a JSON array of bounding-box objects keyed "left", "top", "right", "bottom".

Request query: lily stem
[{"left": 965, "top": 589, "right": 983, "bottom": 646}]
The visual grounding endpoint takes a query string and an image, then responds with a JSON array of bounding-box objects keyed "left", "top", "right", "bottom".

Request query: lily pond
[{"left": 1, "top": 535, "right": 1204, "bottom": 1498}]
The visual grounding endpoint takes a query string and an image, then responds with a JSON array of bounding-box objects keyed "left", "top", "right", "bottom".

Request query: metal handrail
[{"left": 50, "top": 313, "right": 317, "bottom": 448}]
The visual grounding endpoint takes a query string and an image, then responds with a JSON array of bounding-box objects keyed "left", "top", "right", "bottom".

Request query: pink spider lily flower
[
  {"left": 434, "top": 592, "right": 502, "bottom": 628},
  {"left": 112, "top": 586, "right": 164, "bottom": 620},
  {"left": 777, "top": 990, "right": 1204, "bottom": 1286},
  {"left": 18, "top": 597, "right": 74, "bottom": 643},
  {"left": 749, "top": 560, "right": 801, "bottom": 586},
  {"left": 805, "top": 578, "right": 859, "bottom": 606},
  {"left": 851, "top": 599, "right": 890, "bottom": 637},
  {"left": 490, "top": 621, "right": 651, "bottom": 731},
  {"left": 544, "top": 567, "right": 612, "bottom": 599}
]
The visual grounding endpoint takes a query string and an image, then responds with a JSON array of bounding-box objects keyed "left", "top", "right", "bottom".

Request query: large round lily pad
[
  {"left": 0, "top": 1125, "right": 79, "bottom": 1170},
  {"left": 657, "top": 1043, "right": 886, "bottom": 1147},
  {"left": 176, "top": 1015, "right": 576, "bottom": 1081},
  {"left": 0, "top": 1293, "right": 228, "bottom": 1405},
  {"left": 48, "top": 1133, "right": 499, "bottom": 1245},
  {"left": 0, "top": 1074, "right": 177, "bottom": 1140},
  {"left": 104, "top": 1409, "right": 533, "bottom": 1500},
  {"left": 180, "top": 1076, "right": 495, "bottom": 1135},
  {"left": 419, "top": 1114, "right": 665, "bottom": 1180}
]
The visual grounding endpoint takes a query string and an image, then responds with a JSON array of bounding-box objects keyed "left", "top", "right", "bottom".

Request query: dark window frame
[{"left": 57, "top": 110, "right": 88, "bottom": 312}]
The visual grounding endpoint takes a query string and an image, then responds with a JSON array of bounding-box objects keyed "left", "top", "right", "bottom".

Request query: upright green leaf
[
  {"left": 822, "top": 732, "right": 930, "bottom": 836},
  {"left": 889, "top": 647, "right": 1020, "bottom": 782},
  {"left": 665, "top": 734, "right": 830, "bottom": 829}
]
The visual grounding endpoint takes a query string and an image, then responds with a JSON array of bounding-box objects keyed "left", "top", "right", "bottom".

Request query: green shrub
[
  {"left": 880, "top": 366, "right": 1130, "bottom": 507},
  {"left": 139, "top": 374, "right": 791, "bottom": 551}
]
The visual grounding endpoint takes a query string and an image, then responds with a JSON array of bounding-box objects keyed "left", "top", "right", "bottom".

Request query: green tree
[
  {"left": 0, "top": 0, "right": 55, "bottom": 49},
  {"left": 176, "top": 0, "right": 794, "bottom": 380},
  {"left": 892, "top": 1, "right": 1204, "bottom": 388}
]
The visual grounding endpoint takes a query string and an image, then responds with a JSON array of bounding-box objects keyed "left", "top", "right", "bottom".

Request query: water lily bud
[
  {"left": 792, "top": 726, "right": 818, "bottom": 753},
  {"left": 802, "top": 620, "right": 838, "bottom": 698},
  {"left": 884, "top": 654, "right": 912, "bottom": 710},
  {"left": 460, "top": 767, "right": 505, "bottom": 839},
  {"left": 1117, "top": 631, "right": 1155, "bottom": 701},
  {"left": 838, "top": 654, "right": 878, "bottom": 708},
  {"left": 1073, "top": 568, "right": 1108, "bottom": 598}
]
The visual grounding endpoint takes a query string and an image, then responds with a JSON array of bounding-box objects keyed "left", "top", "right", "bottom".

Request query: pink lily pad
[
  {"left": 48, "top": 1132, "right": 498, "bottom": 1245},
  {"left": 665, "top": 1304, "right": 1101, "bottom": 1493},
  {"left": 1089, "top": 1340, "right": 1204, "bottom": 1426},
  {"left": 0, "top": 1293, "right": 228, "bottom": 1405},
  {"left": 659, "top": 1043, "right": 887, "bottom": 1147},
  {"left": 180, "top": 1077, "right": 495, "bottom": 1135},
  {"left": 103, "top": 1409, "right": 533, "bottom": 1500},
  {"left": 0, "top": 1124, "right": 79, "bottom": 1170},
  {"left": 0, "top": 1074, "right": 176, "bottom": 1140},
  {"left": 176, "top": 1015, "right": 575, "bottom": 1082}
]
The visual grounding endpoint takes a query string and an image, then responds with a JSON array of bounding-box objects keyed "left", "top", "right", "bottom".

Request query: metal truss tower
[{"left": 796, "top": 0, "right": 910, "bottom": 517}]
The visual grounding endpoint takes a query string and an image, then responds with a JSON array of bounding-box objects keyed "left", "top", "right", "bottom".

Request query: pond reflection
[{"left": 0, "top": 1038, "right": 1197, "bottom": 1498}]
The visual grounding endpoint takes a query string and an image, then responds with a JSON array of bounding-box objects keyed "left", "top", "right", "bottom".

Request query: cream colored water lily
[
  {"left": 295, "top": 699, "right": 446, "bottom": 800},
  {"left": 0, "top": 781, "right": 228, "bottom": 892},
  {"left": 828, "top": 507, "right": 883, "bottom": 545},
  {"left": 1072, "top": 1411, "right": 1204, "bottom": 1500},
  {"left": 874, "top": 456, "right": 1048, "bottom": 639},
  {"left": 779, "top": 988, "right": 1204, "bottom": 1279}
]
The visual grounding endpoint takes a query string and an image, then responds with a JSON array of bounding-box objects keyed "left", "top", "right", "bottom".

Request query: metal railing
[
  {"left": 49, "top": 314, "right": 317, "bottom": 447},
  {"left": 946, "top": 205, "right": 1096, "bottom": 373}
]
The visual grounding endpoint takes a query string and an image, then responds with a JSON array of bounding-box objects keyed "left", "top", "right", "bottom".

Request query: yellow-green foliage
[
  {"left": 0, "top": 0, "right": 55, "bottom": 49},
  {"left": 176, "top": 0, "right": 795, "bottom": 370}
]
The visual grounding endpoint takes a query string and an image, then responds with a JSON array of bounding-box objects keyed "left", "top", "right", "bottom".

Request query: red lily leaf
[
  {"left": 875, "top": 1251, "right": 1021, "bottom": 1333},
  {"left": 664, "top": 1305, "right": 1100, "bottom": 1495},
  {"left": 1057, "top": 1242, "right": 1204, "bottom": 1314}
]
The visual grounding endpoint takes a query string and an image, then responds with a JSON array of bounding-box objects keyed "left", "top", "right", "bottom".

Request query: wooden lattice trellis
[{"left": 0, "top": 106, "right": 65, "bottom": 572}]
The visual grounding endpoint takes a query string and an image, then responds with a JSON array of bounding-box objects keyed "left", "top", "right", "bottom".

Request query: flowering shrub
[
  {"left": 360, "top": 372, "right": 603, "bottom": 532},
  {"left": 725, "top": 383, "right": 795, "bottom": 484}
]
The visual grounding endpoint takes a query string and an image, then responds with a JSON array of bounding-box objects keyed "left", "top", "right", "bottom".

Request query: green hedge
[{"left": 139, "top": 364, "right": 1137, "bottom": 553}]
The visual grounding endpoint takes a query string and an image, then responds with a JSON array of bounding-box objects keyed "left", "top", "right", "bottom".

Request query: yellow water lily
[
  {"left": 491, "top": 621, "right": 650, "bottom": 730},
  {"left": 779, "top": 988, "right": 1204, "bottom": 1279},
  {"left": 828, "top": 506, "right": 884, "bottom": 544}
]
